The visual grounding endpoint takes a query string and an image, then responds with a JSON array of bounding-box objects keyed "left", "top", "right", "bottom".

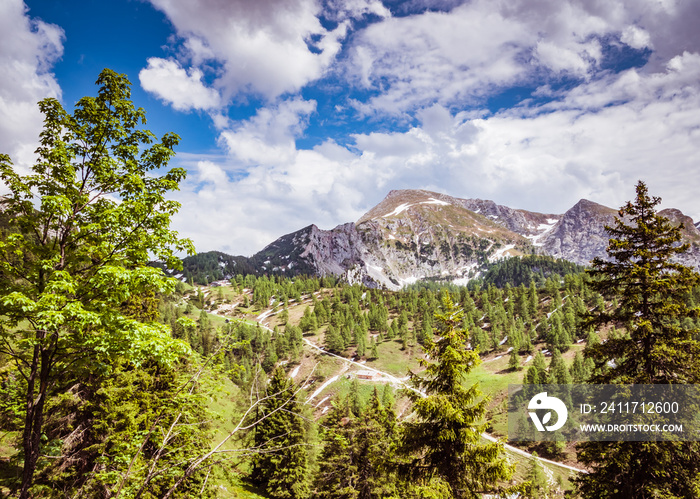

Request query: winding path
[{"left": 205, "top": 290, "right": 586, "bottom": 476}]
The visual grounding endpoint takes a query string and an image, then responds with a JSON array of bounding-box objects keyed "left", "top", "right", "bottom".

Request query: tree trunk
[{"left": 19, "top": 339, "right": 49, "bottom": 499}]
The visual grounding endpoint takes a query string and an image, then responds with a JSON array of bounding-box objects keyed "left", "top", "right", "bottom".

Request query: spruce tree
[
  {"left": 525, "top": 351, "right": 547, "bottom": 385},
  {"left": 381, "top": 385, "right": 395, "bottom": 411},
  {"left": 576, "top": 181, "right": 700, "bottom": 498},
  {"left": 508, "top": 348, "right": 520, "bottom": 371},
  {"left": 570, "top": 351, "right": 587, "bottom": 383},
  {"left": 324, "top": 325, "right": 345, "bottom": 354},
  {"left": 370, "top": 338, "right": 379, "bottom": 360},
  {"left": 314, "top": 392, "right": 398, "bottom": 499},
  {"left": 251, "top": 367, "right": 309, "bottom": 499},
  {"left": 525, "top": 452, "right": 549, "bottom": 498},
  {"left": 400, "top": 295, "right": 515, "bottom": 498}
]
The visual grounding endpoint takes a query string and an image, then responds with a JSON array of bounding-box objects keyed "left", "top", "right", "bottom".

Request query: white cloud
[
  {"left": 145, "top": 0, "right": 359, "bottom": 103},
  {"left": 534, "top": 40, "right": 601, "bottom": 76},
  {"left": 0, "top": 0, "right": 63, "bottom": 170},
  {"left": 324, "top": 0, "right": 391, "bottom": 21},
  {"left": 139, "top": 58, "right": 220, "bottom": 111},
  {"left": 345, "top": 1, "right": 533, "bottom": 115},
  {"left": 162, "top": 0, "right": 700, "bottom": 254},
  {"left": 621, "top": 25, "right": 652, "bottom": 50},
  {"left": 218, "top": 98, "right": 317, "bottom": 165},
  {"left": 340, "top": 0, "right": 700, "bottom": 115}
]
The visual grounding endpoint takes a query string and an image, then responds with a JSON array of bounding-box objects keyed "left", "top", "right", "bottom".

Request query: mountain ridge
[{"left": 174, "top": 189, "right": 700, "bottom": 288}]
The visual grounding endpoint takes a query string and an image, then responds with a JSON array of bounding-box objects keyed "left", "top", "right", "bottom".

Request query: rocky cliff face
[
  {"left": 539, "top": 199, "right": 617, "bottom": 266},
  {"left": 198, "top": 189, "right": 700, "bottom": 289},
  {"left": 254, "top": 190, "right": 540, "bottom": 289},
  {"left": 658, "top": 208, "right": 700, "bottom": 269}
]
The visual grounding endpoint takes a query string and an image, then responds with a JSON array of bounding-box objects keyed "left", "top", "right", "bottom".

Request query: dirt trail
[{"left": 205, "top": 292, "right": 586, "bottom": 478}]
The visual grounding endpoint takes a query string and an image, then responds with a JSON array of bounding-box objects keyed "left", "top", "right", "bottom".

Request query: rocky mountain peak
[
  {"left": 659, "top": 209, "right": 700, "bottom": 243},
  {"left": 357, "top": 189, "right": 454, "bottom": 224},
  {"left": 538, "top": 199, "right": 617, "bottom": 266},
  {"left": 185, "top": 190, "right": 700, "bottom": 289}
]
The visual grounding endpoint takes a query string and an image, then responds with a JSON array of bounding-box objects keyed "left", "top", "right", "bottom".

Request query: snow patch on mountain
[
  {"left": 382, "top": 197, "right": 450, "bottom": 219},
  {"left": 489, "top": 244, "right": 516, "bottom": 262},
  {"left": 525, "top": 219, "right": 559, "bottom": 246}
]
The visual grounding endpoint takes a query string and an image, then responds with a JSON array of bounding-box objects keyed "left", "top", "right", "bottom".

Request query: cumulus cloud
[
  {"left": 145, "top": 0, "right": 367, "bottom": 104},
  {"left": 345, "top": 1, "right": 533, "bottom": 114},
  {"left": 340, "top": 0, "right": 700, "bottom": 115},
  {"left": 160, "top": 0, "right": 700, "bottom": 254},
  {"left": 218, "top": 98, "right": 317, "bottom": 165},
  {"left": 0, "top": 0, "right": 63, "bottom": 170},
  {"left": 323, "top": 0, "right": 391, "bottom": 21},
  {"left": 139, "top": 58, "right": 220, "bottom": 111},
  {"left": 621, "top": 25, "right": 652, "bottom": 50}
]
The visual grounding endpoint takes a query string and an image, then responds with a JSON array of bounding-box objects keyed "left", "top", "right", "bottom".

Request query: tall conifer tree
[
  {"left": 251, "top": 367, "right": 309, "bottom": 499},
  {"left": 576, "top": 181, "right": 700, "bottom": 497},
  {"left": 400, "top": 295, "right": 515, "bottom": 498}
]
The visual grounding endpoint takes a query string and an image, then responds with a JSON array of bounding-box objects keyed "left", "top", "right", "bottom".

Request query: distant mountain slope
[
  {"left": 253, "top": 189, "right": 543, "bottom": 289},
  {"left": 174, "top": 189, "right": 700, "bottom": 287},
  {"left": 538, "top": 199, "right": 618, "bottom": 266}
]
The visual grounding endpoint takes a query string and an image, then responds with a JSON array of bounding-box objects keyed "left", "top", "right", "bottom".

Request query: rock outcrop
[{"left": 539, "top": 199, "right": 617, "bottom": 266}]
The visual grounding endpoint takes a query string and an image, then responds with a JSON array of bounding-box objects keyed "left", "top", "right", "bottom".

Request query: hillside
[{"left": 165, "top": 265, "right": 602, "bottom": 497}]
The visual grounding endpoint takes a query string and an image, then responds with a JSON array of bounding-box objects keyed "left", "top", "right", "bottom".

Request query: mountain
[
  {"left": 538, "top": 199, "right": 617, "bottom": 265},
  {"left": 176, "top": 189, "right": 700, "bottom": 288},
  {"left": 252, "top": 189, "right": 547, "bottom": 289}
]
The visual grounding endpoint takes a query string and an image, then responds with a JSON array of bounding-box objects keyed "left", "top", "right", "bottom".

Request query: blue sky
[{"left": 3, "top": 0, "right": 700, "bottom": 255}]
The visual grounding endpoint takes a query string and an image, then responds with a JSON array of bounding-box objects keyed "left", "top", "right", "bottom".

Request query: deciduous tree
[{"left": 0, "top": 69, "right": 193, "bottom": 498}]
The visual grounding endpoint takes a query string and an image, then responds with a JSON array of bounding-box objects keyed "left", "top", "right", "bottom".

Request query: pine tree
[
  {"left": 525, "top": 351, "right": 547, "bottom": 385},
  {"left": 570, "top": 351, "right": 587, "bottom": 383},
  {"left": 576, "top": 181, "right": 700, "bottom": 498},
  {"left": 314, "top": 393, "right": 398, "bottom": 499},
  {"left": 355, "top": 329, "right": 367, "bottom": 358},
  {"left": 349, "top": 378, "right": 363, "bottom": 417},
  {"left": 525, "top": 452, "right": 549, "bottom": 499},
  {"left": 547, "top": 349, "right": 572, "bottom": 385},
  {"left": 324, "top": 325, "right": 345, "bottom": 354},
  {"left": 370, "top": 338, "right": 379, "bottom": 360},
  {"left": 400, "top": 295, "right": 515, "bottom": 498},
  {"left": 381, "top": 385, "right": 395, "bottom": 411},
  {"left": 251, "top": 367, "right": 309, "bottom": 499},
  {"left": 507, "top": 348, "right": 520, "bottom": 371},
  {"left": 528, "top": 281, "right": 539, "bottom": 316}
]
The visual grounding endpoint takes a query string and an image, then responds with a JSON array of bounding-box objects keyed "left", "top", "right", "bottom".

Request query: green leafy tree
[
  {"left": 576, "top": 181, "right": 700, "bottom": 498},
  {"left": 0, "top": 69, "right": 193, "bottom": 498},
  {"left": 400, "top": 295, "right": 515, "bottom": 498}
]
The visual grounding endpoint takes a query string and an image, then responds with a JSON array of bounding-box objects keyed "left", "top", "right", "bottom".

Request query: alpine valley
[{"left": 178, "top": 189, "right": 700, "bottom": 289}]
